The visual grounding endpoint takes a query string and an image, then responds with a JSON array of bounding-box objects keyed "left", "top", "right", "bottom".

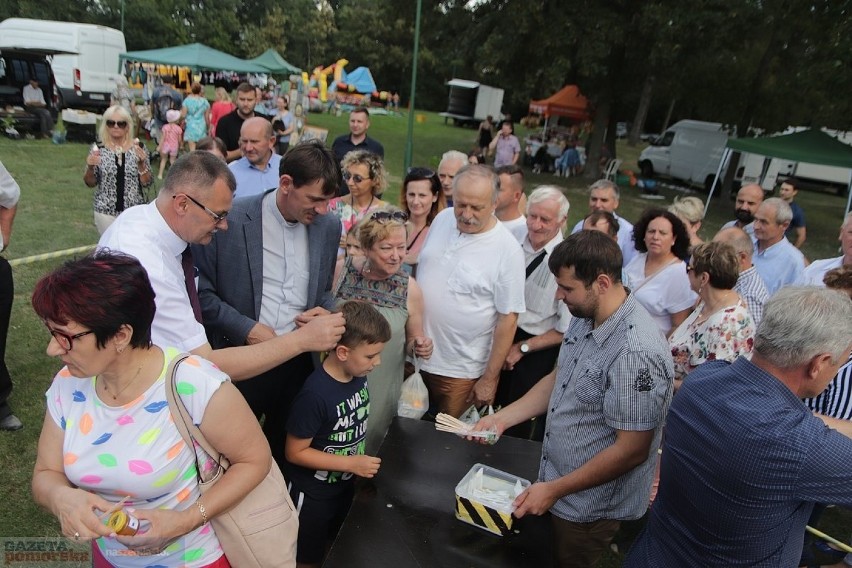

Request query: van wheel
[{"left": 639, "top": 161, "right": 653, "bottom": 178}]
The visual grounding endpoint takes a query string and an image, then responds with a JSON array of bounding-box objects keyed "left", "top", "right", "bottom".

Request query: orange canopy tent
[{"left": 529, "top": 85, "right": 590, "bottom": 135}]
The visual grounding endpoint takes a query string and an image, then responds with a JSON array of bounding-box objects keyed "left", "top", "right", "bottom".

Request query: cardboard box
[{"left": 454, "top": 463, "right": 530, "bottom": 536}]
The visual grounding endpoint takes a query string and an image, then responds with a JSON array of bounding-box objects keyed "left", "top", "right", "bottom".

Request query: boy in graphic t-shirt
[{"left": 285, "top": 300, "right": 390, "bottom": 568}]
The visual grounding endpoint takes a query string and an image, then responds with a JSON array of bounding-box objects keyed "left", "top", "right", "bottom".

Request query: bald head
[
  {"left": 733, "top": 183, "right": 764, "bottom": 226},
  {"left": 239, "top": 117, "right": 276, "bottom": 166},
  {"left": 713, "top": 226, "right": 754, "bottom": 269}
]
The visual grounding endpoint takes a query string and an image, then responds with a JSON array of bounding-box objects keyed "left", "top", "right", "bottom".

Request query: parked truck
[
  {"left": 0, "top": 18, "right": 126, "bottom": 112},
  {"left": 439, "top": 79, "right": 504, "bottom": 127},
  {"left": 638, "top": 120, "right": 730, "bottom": 192}
]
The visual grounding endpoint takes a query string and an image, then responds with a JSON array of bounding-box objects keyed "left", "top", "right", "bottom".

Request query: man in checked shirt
[{"left": 475, "top": 230, "right": 674, "bottom": 568}]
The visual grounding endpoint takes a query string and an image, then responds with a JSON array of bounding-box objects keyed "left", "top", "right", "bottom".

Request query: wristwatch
[{"left": 519, "top": 342, "right": 530, "bottom": 354}]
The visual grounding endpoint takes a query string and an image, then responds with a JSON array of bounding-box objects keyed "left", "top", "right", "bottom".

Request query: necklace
[
  {"left": 113, "top": 144, "right": 126, "bottom": 167},
  {"left": 407, "top": 224, "right": 427, "bottom": 251},
  {"left": 348, "top": 193, "right": 375, "bottom": 230},
  {"left": 99, "top": 361, "right": 145, "bottom": 401},
  {"left": 696, "top": 293, "right": 739, "bottom": 323}
]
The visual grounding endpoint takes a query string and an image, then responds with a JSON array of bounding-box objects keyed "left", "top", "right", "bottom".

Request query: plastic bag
[{"left": 397, "top": 356, "right": 429, "bottom": 419}]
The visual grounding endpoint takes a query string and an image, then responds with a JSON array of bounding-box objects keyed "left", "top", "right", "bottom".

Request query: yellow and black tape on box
[{"left": 455, "top": 496, "right": 513, "bottom": 536}]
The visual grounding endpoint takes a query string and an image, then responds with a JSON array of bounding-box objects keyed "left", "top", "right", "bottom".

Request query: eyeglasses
[
  {"left": 48, "top": 328, "right": 94, "bottom": 351},
  {"left": 686, "top": 265, "right": 695, "bottom": 273},
  {"left": 406, "top": 167, "right": 435, "bottom": 178},
  {"left": 174, "top": 194, "right": 228, "bottom": 224},
  {"left": 106, "top": 120, "right": 128, "bottom": 129},
  {"left": 370, "top": 210, "right": 408, "bottom": 223},
  {"left": 343, "top": 171, "right": 371, "bottom": 184}
]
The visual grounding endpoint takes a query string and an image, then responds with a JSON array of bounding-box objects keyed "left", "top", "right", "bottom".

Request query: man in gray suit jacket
[{"left": 194, "top": 141, "right": 342, "bottom": 468}]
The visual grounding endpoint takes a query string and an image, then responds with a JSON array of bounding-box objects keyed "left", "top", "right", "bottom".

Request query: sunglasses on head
[
  {"left": 342, "top": 171, "right": 370, "bottom": 184},
  {"left": 406, "top": 167, "right": 435, "bottom": 178},
  {"left": 370, "top": 210, "right": 408, "bottom": 223},
  {"left": 106, "top": 120, "right": 128, "bottom": 129}
]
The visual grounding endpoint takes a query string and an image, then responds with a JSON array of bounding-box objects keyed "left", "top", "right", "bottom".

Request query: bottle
[{"left": 106, "top": 510, "right": 140, "bottom": 536}]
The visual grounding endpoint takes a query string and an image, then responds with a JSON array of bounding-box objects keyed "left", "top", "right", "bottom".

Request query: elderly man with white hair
[
  {"left": 496, "top": 186, "right": 572, "bottom": 439},
  {"left": 752, "top": 197, "right": 805, "bottom": 294},
  {"left": 625, "top": 286, "right": 852, "bottom": 567},
  {"left": 417, "top": 165, "right": 525, "bottom": 417},
  {"left": 437, "top": 150, "right": 468, "bottom": 206},
  {"left": 571, "top": 179, "right": 637, "bottom": 265}
]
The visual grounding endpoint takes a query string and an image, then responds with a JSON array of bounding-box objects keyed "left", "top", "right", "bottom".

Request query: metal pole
[
  {"left": 121, "top": 0, "right": 125, "bottom": 33},
  {"left": 403, "top": 0, "right": 422, "bottom": 171}
]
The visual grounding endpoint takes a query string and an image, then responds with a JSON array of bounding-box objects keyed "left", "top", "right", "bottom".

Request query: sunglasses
[
  {"left": 686, "top": 265, "right": 695, "bottom": 273},
  {"left": 48, "top": 328, "right": 94, "bottom": 351},
  {"left": 343, "top": 171, "right": 371, "bottom": 184},
  {"left": 106, "top": 120, "right": 128, "bottom": 129},
  {"left": 370, "top": 210, "right": 408, "bottom": 223},
  {"left": 174, "top": 194, "right": 228, "bottom": 224},
  {"left": 406, "top": 167, "right": 435, "bottom": 178}
]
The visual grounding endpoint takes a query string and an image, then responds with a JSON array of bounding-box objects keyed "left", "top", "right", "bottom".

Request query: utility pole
[{"left": 403, "top": 0, "right": 422, "bottom": 171}]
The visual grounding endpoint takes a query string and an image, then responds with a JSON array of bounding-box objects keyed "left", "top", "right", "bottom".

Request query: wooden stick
[
  {"left": 99, "top": 495, "right": 131, "bottom": 520},
  {"left": 806, "top": 525, "right": 852, "bottom": 554}
]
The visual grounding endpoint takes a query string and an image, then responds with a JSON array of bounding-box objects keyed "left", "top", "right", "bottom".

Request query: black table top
[{"left": 323, "top": 417, "right": 553, "bottom": 568}]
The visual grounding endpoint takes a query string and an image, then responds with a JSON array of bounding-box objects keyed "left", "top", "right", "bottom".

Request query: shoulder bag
[{"left": 165, "top": 354, "right": 298, "bottom": 568}]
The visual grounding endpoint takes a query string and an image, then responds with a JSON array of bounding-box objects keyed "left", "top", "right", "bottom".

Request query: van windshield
[{"left": 655, "top": 131, "right": 675, "bottom": 147}]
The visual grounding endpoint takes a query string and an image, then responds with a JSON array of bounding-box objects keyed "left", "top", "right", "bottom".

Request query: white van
[
  {"left": 0, "top": 18, "right": 126, "bottom": 112},
  {"left": 639, "top": 120, "right": 730, "bottom": 191}
]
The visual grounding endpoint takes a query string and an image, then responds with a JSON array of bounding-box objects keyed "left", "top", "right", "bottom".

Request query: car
[
  {"left": 616, "top": 122, "right": 628, "bottom": 138},
  {"left": 0, "top": 47, "right": 60, "bottom": 136}
]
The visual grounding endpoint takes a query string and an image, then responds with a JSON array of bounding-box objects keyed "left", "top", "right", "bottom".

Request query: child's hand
[{"left": 349, "top": 455, "right": 381, "bottom": 478}]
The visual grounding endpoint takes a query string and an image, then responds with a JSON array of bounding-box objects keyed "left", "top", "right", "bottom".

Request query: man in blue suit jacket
[{"left": 194, "top": 141, "right": 342, "bottom": 468}]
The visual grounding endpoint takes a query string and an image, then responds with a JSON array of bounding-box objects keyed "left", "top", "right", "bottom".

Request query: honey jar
[{"left": 107, "top": 510, "right": 139, "bottom": 536}]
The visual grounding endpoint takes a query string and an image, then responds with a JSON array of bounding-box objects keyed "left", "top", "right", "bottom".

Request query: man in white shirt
[
  {"left": 495, "top": 164, "right": 527, "bottom": 241},
  {"left": 418, "top": 165, "right": 526, "bottom": 417},
  {"left": 752, "top": 197, "right": 805, "bottom": 294},
  {"left": 22, "top": 78, "right": 54, "bottom": 138},
  {"left": 496, "top": 186, "right": 571, "bottom": 439},
  {"left": 720, "top": 183, "right": 764, "bottom": 238},
  {"left": 228, "top": 117, "right": 281, "bottom": 198},
  {"left": 571, "top": 179, "right": 637, "bottom": 265},
  {"left": 99, "top": 151, "right": 344, "bottom": 385},
  {"left": 800, "top": 212, "right": 852, "bottom": 286}
]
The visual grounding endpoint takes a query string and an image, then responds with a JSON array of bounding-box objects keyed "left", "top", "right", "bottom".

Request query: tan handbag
[{"left": 165, "top": 354, "right": 298, "bottom": 568}]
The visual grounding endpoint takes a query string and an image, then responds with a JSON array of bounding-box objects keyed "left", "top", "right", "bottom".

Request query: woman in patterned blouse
[
  {"left": 83, "top": 105, "right": 153, "bottom": 234},
  {"left": 669, "top": 241, "right": 756, "bottom": 391}
]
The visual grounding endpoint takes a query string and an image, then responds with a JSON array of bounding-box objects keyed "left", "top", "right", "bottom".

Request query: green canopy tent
[
  {"left": 119, "top": 43, "right": 267, "bottom": 73},
  {"left": 248, "top": 49, "right": 301, "bottom": 75},
  {"left": 706, "top": 129, "right": 852, "bottom": 216}
]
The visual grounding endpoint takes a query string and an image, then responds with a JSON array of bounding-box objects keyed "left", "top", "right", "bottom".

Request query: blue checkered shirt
[{"left": 540, "top": 293, "right": 673, "bottom": 522}]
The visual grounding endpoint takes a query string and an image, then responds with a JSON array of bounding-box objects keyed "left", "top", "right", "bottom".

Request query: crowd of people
[{"left": 1, "top": 94, "right": 851, "bottom": 568}]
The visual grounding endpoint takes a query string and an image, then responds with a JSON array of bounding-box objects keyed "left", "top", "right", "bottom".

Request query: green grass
[{"left": 0, "top": 113, "right": 849, "bottom": 563}]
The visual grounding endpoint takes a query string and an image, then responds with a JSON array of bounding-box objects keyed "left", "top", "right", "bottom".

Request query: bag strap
[
  {"left": 164, "top": 353, "right": 231, "bottom": 473},
  {"left": 631, "top": 257, "right": 681, "bottom": 294}
]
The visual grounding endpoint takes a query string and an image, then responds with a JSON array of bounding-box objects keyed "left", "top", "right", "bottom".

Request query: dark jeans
[
  {"left": 495, "top": 327, "right": 560, "bottom": 441},
  {"left": 26, "top": 106, "right": 54, "bottom": 135},
  {"left": 234, "top": 351, "right": 315, "bottom": 472},
  {"left": 0, "top": 257, "right": 13, "bottom": 420}
]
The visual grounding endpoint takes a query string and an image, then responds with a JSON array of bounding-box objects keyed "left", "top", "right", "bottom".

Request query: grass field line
[{"left": 8, "top": 245, "right": 97, "bottom": 267}]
